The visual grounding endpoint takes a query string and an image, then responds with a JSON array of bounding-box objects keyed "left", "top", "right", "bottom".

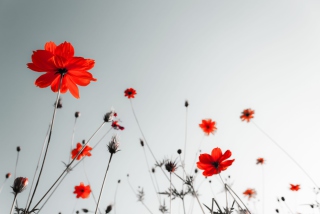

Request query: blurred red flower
[
  {"left": 240, "top": 109, "right": 254, "bottom": 122},
  {"left": 27, "top": 41, "right": 96, "bottom": 99},
  {"left": 243, "top": 188, "right": 257, "bottom": 199},
  {"left": 111, "top": 121, "right": 125, "bottom": 130},
  {"left": 197, "top": 147, "right": 234, "bottom": 176},
  {"left": 124, "top": 88, "right": 137, "bottom": 99},
  {"left": 256, "top": 158, "right": 265, "bottom": 165},
  {"left": 290, "top": 184, "right": 300, "bottom": 191},
  {"left": 73, "top": 182, "right": 91, "bottom": 199},
  {"left": 71, "top": 143, "right": 92, "bottom": 160},
  {"left": 199, "top": 119, "right": 217, "bottom": 135}
]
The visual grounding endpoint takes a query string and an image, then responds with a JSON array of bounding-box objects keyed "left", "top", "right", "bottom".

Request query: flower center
[
  {"left": 57, "top": 68, "right": 68, "bottom": 75},
  {"left": 212, "top": 162, "right": 219, "bottom": 169},
  {"left": 245, "top": 113, "right": 250, "bottom": 117}
]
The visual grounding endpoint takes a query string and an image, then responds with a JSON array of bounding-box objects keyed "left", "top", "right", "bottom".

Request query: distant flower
[
  {"left": 73, "top": 182, "right": 91, "bottom": 199},
  {"left": 256, "top": 158, "right": 265, "bottom": 165},
  {"left": 27, "top": 41, "right": 96, "bottom": 99},
  {"left": 290, "top": 184, "right": 300, "bottom": 191},
  {"left": 12, "top": 177, "right": 28, "bottom": 194},
  {"left": 71, "top": 143, "right": 92, "bottom": 160},
  {"left": 107, "top": 135, "right": 120, "bottom": 154},
  {"left": 240, "top": 109, "right": 254, "bottom": 122},
  {"left": 124, "top": 88, "right": 137, "bottom": 99},
  {"left": 165, "top": 160, "right": 177, "bottom": 173},
  {"left": 199, "top": 119, "right": 217, "bottom": 135},
  {"left": 6, "top": 173, "right": 11, "bottom": 179},
  {"left": 111, "top": 121, "right": 124, "bottom": 130},
  {"left": 197, "top": 147, "right": 234, "bottom": 176},
  {"left": 243, "top": 188, "right": 257, "bottom": 200}
]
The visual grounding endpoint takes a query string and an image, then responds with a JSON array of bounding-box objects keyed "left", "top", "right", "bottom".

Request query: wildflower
[
  {"left": 199, "top": 119, "right": 217, "bottom": 135},
  {"left": 73, "top": 182, "right": 91, "bottom": 199},
  {"left": 12, "top": 177, "right": 28, "bottom": 194},
  {"left": 27, "top": 41, "right": 96, "bottom": 99},
  {"left": 290, "top": 184, "right": 300, "bottom": 191},
  {"left": 103, "top": 108, "right": 116, "bottom": 122},
  {"left": 243, "top": 188, "right": 257, "bottom": 200},
  {"left": 124, "top": 88, "right": 137, "bottom": 99},
  {"left": 6, "top": 173, "right": 11, "bottom": 179},
  {"left": 240, "top": 109, "right": 254, "bottom": 122},
  {"left": 197, "top": 147, "right": 235, "bottom": 176},
  {"left": 111, "top": 121, "right": 124, "bottom": 130},
  {"left": 71, "top": 143, "right": 92, "bottom": 160},
  {"left": 165, "top": 160, "right": 177, "bottom": 173},
  {"left": 75, "top": 111, "right": 80, "bottom": 118},
  {"left": 256, "top": 158, "right": 265, "bottom": 165},
  {"left": 107, "top": 135, "right": 120, "bottom": 154},
  {"left": 16, "top": 146, "right": 21, "bottom": 152}
]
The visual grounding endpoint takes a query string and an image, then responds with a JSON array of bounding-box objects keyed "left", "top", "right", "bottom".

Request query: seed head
[
  {"left": 152, "top": 168, "right": 155, "bottom": 173},
  {"left": 118, "top": 180, "right": 121, "bottom": 183},
  {"left": 104, "top": 108, "right": 116, "bottom": 122},
  {"left": 140, "top": 139, "right": 144, "bottom": 147},
  {"left": 75, "top": 111, "right": 80, "bottom": 118},
  {"left": 106, "top": 204, "right": 112, "bottom": 213},
  {"left": 12, "top": 177, "right": 28, "bottom": 194},
  {"left": 281, "top": 197, "right": 285, "bottom": 201},
  {"left": 107, "top": 135, "right": 120, "bottom": 154},
  {"left": 82, "top": 208, "right": 89, "bottom": 213},
  {"left": 185, "top": 100, "right": 189, "bottom": 107},
  {"left": 194, "top": 169, "right": 198, "bottom": 174},
  {"left": 16, "top": 146, "right": 21, "bottom": 152},
  {"left": 177, "top": 149, "right": 182, "bottom": 154},
  {"left": 165, "top": 160, "right": 177, "bottom": 173}
]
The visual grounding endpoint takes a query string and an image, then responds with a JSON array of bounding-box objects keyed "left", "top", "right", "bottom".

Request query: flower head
[
  {"left": 243, "top": 188, "right": 257, "bottom": 200},
  {"left": 12, "top": 177, "right": 28, "bottom": 194},
  {"left": 27, "top": 41, "right": 96, "bottom": 99},
  {"left": 290, "top": 184, "right": 300, "bottom": 191},
  {"left": 124, "top": 88, "right": 137, "bottom": 99},
  {"left": 240, "top": 109, "right": 254, "bottom": 122},
  {"left": 107, "top": 135, "right": 120, "bottom": 154},
  {"left": 256, "top": 158, "right": 265, "bottom": 165},
  {"left": 111, "top": 121, "right": 124, "bottom": 130},
  {"left": 71, "top": 143, "right": 92, "bottom": 160},
  {"left": 199, "top": 119, "right": 217, "bottom": 135},
  {"left": 197, "top": 147, "right": 235, "bottom": 176},
  {"left": 104, "top": 108, "right": 116, "bottom": 122},
  {"left": 73, "top": 182, "right": 91, "bottom": 199},
  {"left": 165, "top": 160, "right": 177, "bottom": 173}
]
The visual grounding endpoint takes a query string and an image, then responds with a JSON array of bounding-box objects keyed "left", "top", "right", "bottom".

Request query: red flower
[
  {"left": 199, "top": 119, "right": 217, "bottom": 135},
  {"left": 71, "top": 143, "right": 92, "bottom": 160},
  {"left": 27, "top": 41, "right": 96, "bottom": 99},
  {"left": 111, "top": 121, "right": 125, "bottom": 130},
  {"left": 73, "top": 182, "right": 91, "bottom": 199},
  {"left": 240, "top": 109, "right": 254, "bottom": 122},
  {"left": 197, "top": 147, "right": 235, "bottom": 176},
  {"left": 124, "top": 88, "right": 137, "bottom": 99},
  {"left": 243, "top": 188, "right": 257, "bottom": 199},
  {"left": 256, "top": 158, "right": 265, "bottom": 165},
  {"left": 290, "top": 184, "right": 300, "bottom": 191},
  {"left": 5, "top": 173, "right": 11, "bottom": 179}
]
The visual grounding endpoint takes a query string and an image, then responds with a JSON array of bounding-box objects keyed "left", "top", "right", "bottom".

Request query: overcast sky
[{"left": 1, "top": 0, "right": 320, "bottom": 213}]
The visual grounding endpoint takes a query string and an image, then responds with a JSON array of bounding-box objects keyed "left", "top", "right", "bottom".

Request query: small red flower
[
  {"left": 243, "top": 188, "right": 257, "bottom": 199},
  {"left": 5, "top": 173, "right": 11, "bottom": 179},
  {"left": 111, "top": 121, "right": 125, "bottom": 130},
  {"left": 124, "top": 88, "right": 137, "bottom": 99},
  {"left": 27, "top": 41, "right": 96, "bottom": 99},
  {"left": 256, "top": 158, "right": 265, "bottom": 165},
  {"left": 73, "top": 182, "right": 91, "bottom": 199},
  {"left": 71, "top": 143, "right": 92, "bottom": 160},
  {"left": 199, "top": 119, "right": 217, "bottom": 135},
  {"left": 197, "top": 147, "right": 235, "bottom": 176},
  {"left": 290, "top": 184, "right": 300, "bottom": 191},
  {"left": 240, "top": 109, "right": 254, "bottom": 122}
]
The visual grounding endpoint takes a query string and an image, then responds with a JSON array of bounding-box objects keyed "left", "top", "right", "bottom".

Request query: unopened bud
[
  {"left": 16, "top": 146, "right": 21, "bottom": 152},
  {"left": 82, "top": 209, "right": 89, "bottom": 213},
  {"left": 5, "top": 173, "right": 11, "bottom": 179},
  {"left": 12, "top": 177, "right": 28, "bottom": 194},
  {"left": 106, "top": 204, "right": 112, "bottom": 213},
  {"left": 75, "top": 112, "right": 80, "bottom": 118},
  {"left": 185, "top": 100, "right": 189, "bottom": 107},
  {"left": 177, "top": 149, "right": 182, "bottom": 154},
  {"left": 140, "top": 139, "right": 144, "bottom": 147}
]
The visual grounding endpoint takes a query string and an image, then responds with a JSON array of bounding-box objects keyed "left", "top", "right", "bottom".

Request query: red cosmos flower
[
  {"left": 27, "top": 41, "right": 96, "bottom": 99},
  {"left": 256, "top": 158, "right": 265, "bottom": 165},
  {"left": 71, "top": 143, "right": 92, "bottom": 160},
  {"left": 73, "top": 182, "right": 91, "bottom": 199},
  {"left": 240, "top": 109, "right": 254, "bottom": 122},
  {"left": 124, "top": 88, "right": 137, "bottom": 99},
  {"left": 243, "top": 188, "right": 257, "bottom": 200},
  {"left": 197, "top": 147, "right": 235, "bottom": 176},
  {"left": 111, "top": 121, "right": 125, "bottom": 130},
  {"left": 290, "top": 184, "right": 300, "bottom": 191},
  {"left": 199, "top": 119, "right": 217, "bottom": 135}
]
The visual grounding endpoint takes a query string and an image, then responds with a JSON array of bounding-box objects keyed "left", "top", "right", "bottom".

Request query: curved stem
[
  {"left": 95, "top": 154, "right": 113, "bottom": 214},
  {"left": 10, "top": 193, "right": 17, "bottom": 214}
]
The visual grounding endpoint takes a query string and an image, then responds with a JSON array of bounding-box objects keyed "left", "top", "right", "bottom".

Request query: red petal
[
  {"left": 65, "top": 75, "right": 80, "bottom": 99},
  {"left": 55, "top": 41, "right": 74, "bottom": 59},
  {"left": 53, "top": 55, "right": 68, "bottom": 68},
  {"left": 67, "top": 57, "right": 95, "bottom": 71},
  {"left": 44, "top": 41, "right": 57, "bottom": 53},
  {"left": 28, "top": 50, "right": 56, "bottom": 72},
  {"left": 211, "top": 147, "right": 222, "bottom": 162},
  {"left": 35, "top": 72, "right": 58, "bottom": 88},
  {"left": 50, "top": 75, "right": 67, "bottom": 93},
  {"left": 199, "top": 154, "right": 213, "bottom": 164},
  {"left": 203, "top": 167, "right": 219, "bottom": 176},
  {"left": 220, "top": 159, "right": 235, "bottom": 171},
  {"left": 197, "top": 162, "right": 213, "bottom": 170},
  {"left": 219, "top": 150, "right": 232, "bottom": 162}
]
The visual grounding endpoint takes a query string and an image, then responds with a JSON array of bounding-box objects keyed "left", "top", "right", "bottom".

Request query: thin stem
[
  {"left": 218, "top": 174, "right": 228, "bottom": 213},
  {"left": 182, "top": 198, "right": 186, "bottom": 214},
  {"left": 30, "top": 122, "right": 105, "bottom": 212},
  {"left": 113, "top": 181, "right": 120, "bottom": 214},
  {"left": 27, "top": 76, "right": 63, "bottom": 212},
  {"left": 71, "top": 199, "right": 78, "bottom": 214},
  {"left": 10, "top": 193, "right": 17, "bottom": 214},
  {"left": 69, "top": 118, "right": 78, "bottom": 164},
  {"left": 0, "top": 179, "right": 7, "bottom": 194},
  {"left": 95, "top": 154, "right": 113, "bottom": 214},
  {"left": 261, "top": 166, "right": 265, "bottom": 214},
  {"left": 169, "top": 173, "right": 172, "bottom": 214},
  {"left": 141, "top": 201, "right": 153, "bottom": 214},
  {"left": 225, "top": 184, "right": 251, "bottom": 214},
  {"left": 189, "top": 136, "right": 204, "bottom": 175},
  {"left": 252, "top": 121, "right": 319, "bottom": 188},
  {"left": 183, "top": 106, "right": 188, "bottom": 179},
  {"left": 14, "top": 152, "right": 19, "bottom": 179},
  {"left": 211, "top": 198, "right": 214, "bottom": 214}
]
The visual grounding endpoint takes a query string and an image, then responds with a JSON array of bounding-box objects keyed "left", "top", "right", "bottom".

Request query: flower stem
[
  {"left": 95, "top": 154, "right": 113, "bottom": 214},
  {"left": 225, "top": 184, "right": 251, "bottom": 214},
  {"left": 183, "top": 105, "right": 188, "bottom": 179},
  {"left": 169, "top": 173, "right": 172, "bottom": 214},
  {"left": 10, "top": 193, "right": 17, "bottom": 214},
  {"left": 14, "top": 152, "right": 19, "bottom": 180},
  {"left": 69, "top": 117, "right": 78, "bottom": 164},
  {"left": 26, "top": 76, "right": 63, "bottom": 212},
  {"left": 218, "top": 174, "right": 228, "bottom": 213}
]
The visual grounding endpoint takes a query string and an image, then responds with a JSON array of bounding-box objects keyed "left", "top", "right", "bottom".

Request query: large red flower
[
  {"left": 124, "top": 88, "right": 137, "bottom": 99},
  {"left": 197, "top": 147, "right": 235, "bottom": 176},
  {"left": 71, "top": 143, "right": 92, "bottom": 160},
  {"left": 290, "top": 184, "right": 300, "bottom": 191},
  {"left": 243, "top": 188, "right": 257, "bottom": 200},
  {"left": 27, "top": 41, "right": 96, "bottom": 99},
  {"left": 73, "top": 182, "right": 91, "bottom": 199},
  {"left": 199, "top": 119, "right": 217, "bottom": 135},
  {"left": 240, "top": 109, "right": 254, "bottom": 122}
]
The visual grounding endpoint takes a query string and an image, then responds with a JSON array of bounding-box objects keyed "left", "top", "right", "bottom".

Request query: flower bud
[
  {"left": 106, "top": 205, "right": 112, "bottom": 213},
  {"left": 185, "top": 100, "right": 189, "bottom": 107},
  {"left": 75, "top": 111, "right": 80, "bottom": 118},
  {"left": 5, "top": 173, "right": 11, "bottom": 179},
  {"left": 12, "top": 177, "right": 28, "bottom": 194},
  {"left": 177, "top": 149, "right": 182, "bottom": 154},
  {"left": 16, "top": 146, "right": 21, "bottom": 152}
]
